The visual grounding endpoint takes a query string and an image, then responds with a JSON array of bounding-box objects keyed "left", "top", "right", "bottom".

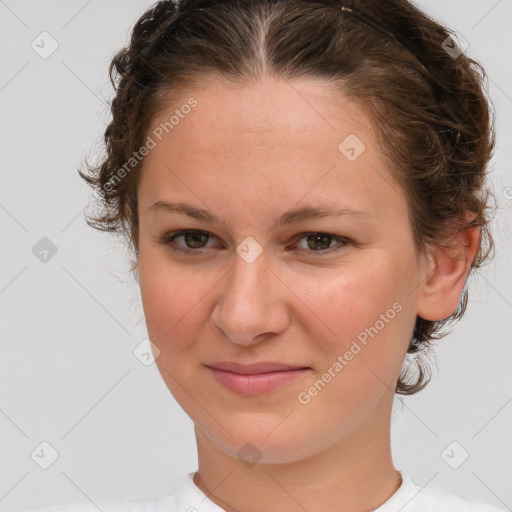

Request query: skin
[{"left": 136, "top": 75, "right": 480, "bottom": 512}]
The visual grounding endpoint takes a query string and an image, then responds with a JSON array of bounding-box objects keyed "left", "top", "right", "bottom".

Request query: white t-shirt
[{"left": 19, "top": 471, "right": 506, "bottom": 512}]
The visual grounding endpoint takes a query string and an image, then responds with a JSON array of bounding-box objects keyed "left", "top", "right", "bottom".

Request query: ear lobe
[{"left": 416, "top": 225, "right": 481, "bottom": 322}]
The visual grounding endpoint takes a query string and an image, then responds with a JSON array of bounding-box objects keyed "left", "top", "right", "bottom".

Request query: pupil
[
  {"left": 308, "top": 234, "right": 330, "bottom": 250},
  {"left": 186, "top": 232, "right": 207, "bottom": 248}
]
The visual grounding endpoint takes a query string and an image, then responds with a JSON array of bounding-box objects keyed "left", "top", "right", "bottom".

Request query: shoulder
[
  {"left": 411, "top": 486, "right": 506, "bottom": 511},
  {"left": 390, "top": 472, "right": 507, "bottom": 512}
]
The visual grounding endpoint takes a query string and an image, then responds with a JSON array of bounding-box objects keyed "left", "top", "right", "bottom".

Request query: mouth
[{"left": 205, "top": 361, "right": 311, "bottom": 395}]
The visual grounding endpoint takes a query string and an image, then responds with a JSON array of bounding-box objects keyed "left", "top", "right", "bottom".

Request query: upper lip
[{"left": 206, "top": 361, "right": 309, "bottom": 374}]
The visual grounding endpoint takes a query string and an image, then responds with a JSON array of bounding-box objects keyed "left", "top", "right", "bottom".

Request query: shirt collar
[
  {"left": 174, "top": 470, "right": 417, "bottom": 512},
  {"left": 173, "top": 472, "right": 228, "bottom": 512},
  {"left": 374, "top": 471, "right": 419, "bottom": 511}
]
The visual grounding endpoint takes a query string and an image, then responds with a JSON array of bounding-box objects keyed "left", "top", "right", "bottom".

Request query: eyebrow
[{"left": 146, "top": 201, "right": 369, "bottom": 227}]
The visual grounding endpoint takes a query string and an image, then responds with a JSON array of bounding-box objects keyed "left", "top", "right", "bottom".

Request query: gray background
[{"left": 0, "top": 0, "right": 511, "bottom": 510}]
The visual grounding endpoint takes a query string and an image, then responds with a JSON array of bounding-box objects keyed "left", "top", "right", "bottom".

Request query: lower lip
[{"left": 206, "top": 367, "right": 310, "bottom": 395}]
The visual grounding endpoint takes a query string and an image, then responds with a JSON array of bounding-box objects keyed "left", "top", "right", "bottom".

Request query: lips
[
  {"left": 206, "top": 361, "right": 309, "bottom": 374},
  {"left": 205, "top": 361, "right": 311, "bottom": 395}
]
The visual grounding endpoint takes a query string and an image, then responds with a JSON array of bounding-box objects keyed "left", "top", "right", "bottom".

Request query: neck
[{"left": 192, "top": 403, "right": 401, "bottom": 512}]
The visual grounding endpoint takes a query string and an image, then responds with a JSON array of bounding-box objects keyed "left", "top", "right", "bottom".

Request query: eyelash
[{"left": 158, "top": 230, "right": 349, "bottom": 256}]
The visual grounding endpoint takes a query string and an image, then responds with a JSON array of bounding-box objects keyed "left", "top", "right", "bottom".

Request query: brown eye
[
  {"left": 160, "top": 230, "right": 217, "bottom": 253},
  {"left": 305, "top": 233, "right": 334, "bottom": 251},
  {"left": 159, "top": 230, "right": 348, "bottom": 256},
  {"left": 294, "top": 232, "right": 349, "bottom": 255},
  {"left": 181, "top": 231, "right": 210, "bottom": 249}
]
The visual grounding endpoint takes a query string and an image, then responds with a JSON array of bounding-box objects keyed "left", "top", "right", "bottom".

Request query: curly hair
[{"left": 79, "top": 0, "right": 496, "bottom": 395}]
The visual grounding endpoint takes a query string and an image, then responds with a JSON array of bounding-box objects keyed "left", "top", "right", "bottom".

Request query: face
[{"left": 136, "top": 75, "right": 427, "bottom": 464}]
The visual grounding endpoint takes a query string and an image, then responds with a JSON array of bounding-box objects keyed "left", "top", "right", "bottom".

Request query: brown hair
[{"left": 79, "top": 0, "right": 495, "bottom": 395}]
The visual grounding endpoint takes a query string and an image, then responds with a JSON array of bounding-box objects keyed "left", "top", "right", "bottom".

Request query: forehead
[
  {"left": 150, "top": 75, "right": 372, "bottom": 151},
  {"left": 139, "top": 75, "right": 404, "bottom": 223}
]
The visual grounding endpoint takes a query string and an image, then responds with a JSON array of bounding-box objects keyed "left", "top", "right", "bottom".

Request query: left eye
[
  {"left": 293, "top": 232, "right": 347, "bottom": 253},
  {"left": 159, "top": 230, "right": 348, "bottom": 255}
]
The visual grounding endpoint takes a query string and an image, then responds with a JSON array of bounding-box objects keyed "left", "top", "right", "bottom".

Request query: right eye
[{"left": 159, "top": 230, "right": 220, "bottom": 254}]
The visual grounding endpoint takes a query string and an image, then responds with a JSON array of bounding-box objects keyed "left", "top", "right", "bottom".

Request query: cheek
[
  {"left": 138, "top": 250, "right": 202, "bottom": 344},
  {"left": 295, "top": 253, "right": 416, "bottom": 386},
  {"left": 138, "top": 248, "right": 229, "bottom": 368},
  {"left": 296, "top": 257, "right": 404, "bottom": 340}
]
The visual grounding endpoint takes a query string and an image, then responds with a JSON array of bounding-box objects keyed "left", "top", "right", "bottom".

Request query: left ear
[{"left": 416, "top": 222, "right": 481, "bottom": 322}]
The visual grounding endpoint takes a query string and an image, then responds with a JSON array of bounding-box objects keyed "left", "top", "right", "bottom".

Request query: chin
[{"left": 196, "top": 412, "right": 320, "bottom": 465}]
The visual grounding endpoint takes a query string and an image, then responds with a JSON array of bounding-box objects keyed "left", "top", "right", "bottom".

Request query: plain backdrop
[{"left": 0, "top": 0, "right": 511, "bottom": 511}]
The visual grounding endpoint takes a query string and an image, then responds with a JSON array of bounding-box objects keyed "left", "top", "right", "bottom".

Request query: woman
[{"left": 26, "top": 0, "right": 505, "bottom": 510}]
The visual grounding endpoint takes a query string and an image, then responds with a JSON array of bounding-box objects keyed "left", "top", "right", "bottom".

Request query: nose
[{"left": 210, "top": 250, "right": 290, "bottom": 347}]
